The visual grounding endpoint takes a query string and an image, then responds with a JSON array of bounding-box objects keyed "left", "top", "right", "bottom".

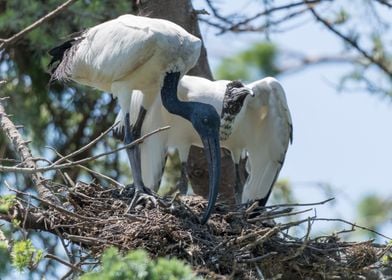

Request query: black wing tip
[{"left": 48, "top": 33, "right": 85, "bottom": 78}]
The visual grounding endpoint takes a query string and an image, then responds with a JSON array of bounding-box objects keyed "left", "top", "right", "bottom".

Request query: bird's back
[{"left": 50, "top": 15, "right": 201, "bottom": 92}]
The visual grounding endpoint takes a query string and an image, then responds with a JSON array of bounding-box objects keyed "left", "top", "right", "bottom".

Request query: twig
[
  {"left": 7, "top": 185, "right": 102, "bottom": 222},
  {"left": 237, "top": 251, "right": 278, "bottom": 263},
  {"left": 282, "top": 218, "right": 312, "bottom": 261},
  {"left": 50, "top": 122, "right": 119, "bottom": 167},
  {"left": 248, "top": 207, "right": 313, "bottom": 222},
  {"left": 263, "top": 197, "right": 335, "bottom": 208},
  {"left": 0, "top": 0, "right": 78, "bottom": 49},
  {"left": 45, "top": 253, "right": 83, "bottom": 273},
  {"left": 47, "top": 146, "right": 124, "bottom": 189},
  {"left": 201, "top": 0, "right": 329, "bottom": 34},
  {"left": 375, "top": 0, "right": 392, "bottom": 8},
  {"left": 309, "top": 7, "right": 392, "bottom": 77},
  {"left": 0, "top": 126, "right": 170, "bottom": 174},
  {"left": 314, "top": 218, "right": 392, "bottom": 240}
]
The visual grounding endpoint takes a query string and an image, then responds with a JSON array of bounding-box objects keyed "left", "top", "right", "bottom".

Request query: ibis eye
[{"left": 203, "top": 118, "right": 208, "bottom": 124}]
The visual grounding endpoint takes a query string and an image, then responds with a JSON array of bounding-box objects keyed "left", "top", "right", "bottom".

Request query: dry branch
[
  {"left": 0, "top": 0, "right": 78, "bottom": 49},
  {"left": 0, "top": 126, "right": 170, "bottom": 174},
  {"left": 0, "top": 98, "right": 59, "bottom": 203},
  {"left": 309, "top": 7, "right": 392, "bottom": 77}
]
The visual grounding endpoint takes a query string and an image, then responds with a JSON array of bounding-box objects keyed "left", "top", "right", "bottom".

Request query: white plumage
[
  {"left": 125, "top": 75, "right": 292, "bottom": 204},
  {"left": 50, "top": 15, "right": 225, "bottom": 223},
  {"left": 53, "top": 14, "right": 201, "bottom": 114}
]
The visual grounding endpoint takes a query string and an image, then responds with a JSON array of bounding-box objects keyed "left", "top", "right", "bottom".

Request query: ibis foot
[{"left": 125, "top": 183, "right": 158, "bottom": 210}]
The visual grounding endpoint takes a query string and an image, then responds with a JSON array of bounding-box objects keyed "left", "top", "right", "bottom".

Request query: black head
[
  {"left": 222, "top": 80, "right": 254, "bottom": 117},
  {"left": 190, "top": 103, "right": 221, "bottom": 138}
]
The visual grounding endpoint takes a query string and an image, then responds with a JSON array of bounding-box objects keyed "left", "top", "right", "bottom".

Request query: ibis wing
[
  {"left": 241, "top": 78, "right": 292, "bottom": 204},
  {"left": 68, "top": 17, "right": 157, "bottom": 89}
]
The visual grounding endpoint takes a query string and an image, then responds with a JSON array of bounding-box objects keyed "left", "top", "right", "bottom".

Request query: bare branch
[
  {"left": 375, "top": 0, "right": 392, "bottom": 8},
  {"left": 47, "top": 146, "right": 125, "bottom": 189},
  {"left": 201, "top": 0, "right": 330, "bottom": 34},
  {"left": 309, "top": 7, "right": 392, "bottom": 77},
  {"left": 0, "top": 126, "right": 170, "bottom": 174},
  {"left": 50, "top": 121, "right": 120, "bottom": 167},
  {"left": 314, "top": 217, "right": 392, "bottom": 240},
  {"left": 0, "top": 0, "right": 78, "bottom": 49},
  {"left": 0, "top": 98, "right": 60, "bottom": 203},
  {"left": 45, "top": 253, "right": 83, "bottom": 273}
]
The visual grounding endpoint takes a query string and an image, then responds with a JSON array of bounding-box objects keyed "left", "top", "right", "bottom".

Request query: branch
[
  {"left": 50, "top": 121, "right": 120, "bottom": 167},
  {"left": 309, "top": 7, "right": 392, "bottom": 77},
  {"left": 0, "top": 98, "right": 60, "bottom": 204},
  {"left": 314, "top": 218, "right": 392, "bottom": 240},
  {"left": 47, "top": 146, "right": 125, "bottom": 189},
  {"left": 0, "top": 0, "right": 78, "bottom": 50},
  {"left": 375, "top": 0, "right": 392, "bottom": 8},
  {"left": 279, "top": 53, "right": 359, "bottom": 74},
  {"left": 0, "top": 126, "right": 170, "bottom": 174},
  {"left": 45, "top": 253, "right": 83, "bottom": 273},
  {"left": 201, "top": 0, "right": 330, "bottom": 34}
]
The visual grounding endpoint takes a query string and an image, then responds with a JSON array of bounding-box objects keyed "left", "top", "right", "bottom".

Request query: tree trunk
[{"left": 135, "top": 0, "right": 237, "bottom": 202}]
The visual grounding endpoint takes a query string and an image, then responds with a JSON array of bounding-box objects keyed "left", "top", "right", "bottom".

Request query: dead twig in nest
[{"left": 1, "top": 181, "right": 391, "bottom": 279}]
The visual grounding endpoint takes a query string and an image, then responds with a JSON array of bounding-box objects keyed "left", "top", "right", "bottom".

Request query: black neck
[{"left": 160, "top": 72, "right": 193, "bottom": 120}]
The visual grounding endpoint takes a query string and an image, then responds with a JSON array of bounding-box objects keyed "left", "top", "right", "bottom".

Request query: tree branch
[
  {"left": 0, "top": 97, "right": 60, "bottom": 203},
  {"left": 309, "top": 7, "right": 392, "bottom": 77},
  {"left": 0, "top": 126, "right": 170, "bottom": 174},
  {"left": 0, "top": 0, "right": 78, "bottom": 49}
]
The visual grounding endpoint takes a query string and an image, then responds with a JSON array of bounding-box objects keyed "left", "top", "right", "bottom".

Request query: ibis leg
[
  {"left": 123, "top": 109, "right": 147, "bottom": 190},
  {"left": 176, "top": 162, "right": 189, "bottom": 194},
  {"left": 234, "top": 163, "right": 244, "bottom": 204}
]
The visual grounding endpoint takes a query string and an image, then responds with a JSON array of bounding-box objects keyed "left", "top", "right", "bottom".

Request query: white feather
[
  {"left": 126, "top": 75, "right": 292, "bottom": 203},
  {"left": 240, "top": 77, "right": 292, "bottom": 203},
  {"left": 60, "top": 14, "right": 201, "bottom": 121}
]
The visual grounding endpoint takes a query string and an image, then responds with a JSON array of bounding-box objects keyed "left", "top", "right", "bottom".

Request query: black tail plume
[{"left": 48, "top": 33, "right": 85, "bottom": 80}]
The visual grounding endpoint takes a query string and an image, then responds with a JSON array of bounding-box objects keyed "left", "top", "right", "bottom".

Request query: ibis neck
[
  {"left": 219, "top": 113, "right": 235, "bottom": 141},
  {"left": 160, "top": 71, "right": 193, "bottom": 120}
]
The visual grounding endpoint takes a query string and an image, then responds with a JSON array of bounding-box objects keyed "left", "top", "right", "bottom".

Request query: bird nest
[{"left": 9, "top": 181, "right": 392, "bottom": 279}]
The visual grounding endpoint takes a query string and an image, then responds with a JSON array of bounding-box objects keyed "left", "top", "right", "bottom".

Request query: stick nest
[{"left": 14, "top": 182, "right": 392, "bottom": 279}]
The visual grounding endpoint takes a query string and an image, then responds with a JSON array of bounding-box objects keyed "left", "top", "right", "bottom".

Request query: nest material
[{"left": 16, "top": 182, "right": 392, "bottom": 279}]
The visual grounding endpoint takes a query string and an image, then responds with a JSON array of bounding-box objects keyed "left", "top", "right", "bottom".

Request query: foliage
[
  {"left": 0, "top": 0, "right": 136, "bottom": 184},
  {"left": 356, "top": 194, "right": 392, "bottom": 238},
  {"left": 216, "top": 42, "right": 279, "bottom": 81},
  {"left": 81, "top": 248, "right": 199, "bottom": 280},
  {"left": 0, "top": 194, "right": 16, "bottom": 214},
  {"left": 11, "top": 239, "right": 43, "bottom": 271},
  {"left": 0, "top": 228, "right": 11, "bottom": 276}
]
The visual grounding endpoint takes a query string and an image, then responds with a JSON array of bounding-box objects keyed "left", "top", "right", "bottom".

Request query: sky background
[{"left": 194, "top": 0, "right": 392, "bottom": 240}]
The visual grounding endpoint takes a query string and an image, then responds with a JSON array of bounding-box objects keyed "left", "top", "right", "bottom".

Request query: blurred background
[{"left": 0, "top": 0, "right": 392, "bottom": 278}]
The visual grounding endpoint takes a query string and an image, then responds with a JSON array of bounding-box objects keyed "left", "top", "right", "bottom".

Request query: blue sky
[{"left": 194, "top": 0, "right": 392, "bottom": 239}]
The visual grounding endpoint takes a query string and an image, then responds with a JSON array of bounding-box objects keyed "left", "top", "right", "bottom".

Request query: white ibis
[
  {"left": 48, "top": 15, "right": 222, "bottom": 224},
  {"left": 124, "top": 75, "right": 292, "bottom": 206}
]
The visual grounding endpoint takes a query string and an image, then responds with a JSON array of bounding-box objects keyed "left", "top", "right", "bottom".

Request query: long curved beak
[{"left": 200, "top": 134, "right": 221, "bottom": 224}]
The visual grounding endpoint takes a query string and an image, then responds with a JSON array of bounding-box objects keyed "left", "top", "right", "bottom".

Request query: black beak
[
  {"left": 237, "top": 87, "right": 254, "bottom": 100},
  {"left": 200, "top": 134, "right": 221, "bottom": 224}
]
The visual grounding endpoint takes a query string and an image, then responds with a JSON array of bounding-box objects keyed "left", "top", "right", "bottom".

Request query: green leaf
[
  {"left": 0, "top": 195, "right": 16, "bottom": 214},
  {"left": 11, "top": 239, "right": 43, "bottom": 271}
]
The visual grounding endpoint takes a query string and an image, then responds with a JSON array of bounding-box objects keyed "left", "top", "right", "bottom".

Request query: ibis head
[
  {"left": 220, "top": 80, "right": 254, "bottom": 141},
  {"left": 161, "top": 72, "right": 222, "bottom": 224}
]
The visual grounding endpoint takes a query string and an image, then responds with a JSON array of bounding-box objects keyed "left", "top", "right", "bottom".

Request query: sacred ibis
[
  {"left": 48, "top": 15, "right": 222, "bottom": 224},
  {"left": 123, "top": 75, "right": 292, "bottom": 206}
]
